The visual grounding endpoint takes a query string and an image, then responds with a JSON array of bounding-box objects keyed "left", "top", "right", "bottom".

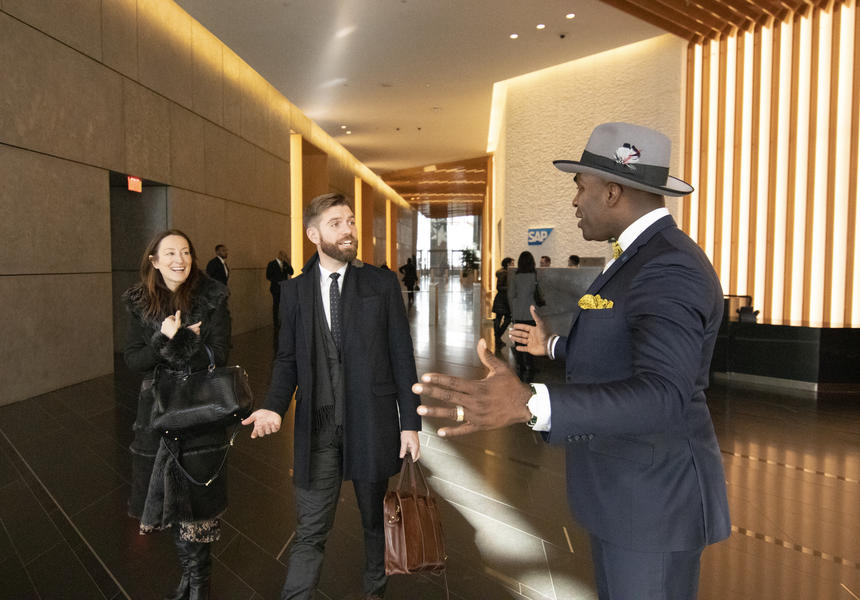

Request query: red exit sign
[{"left": 127, "top": 176, "right": 142, "bottom": 193}]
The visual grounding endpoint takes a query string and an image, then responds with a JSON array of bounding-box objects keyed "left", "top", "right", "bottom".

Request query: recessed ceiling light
[
  {"left": 536, "top": 24, "right": 546, "bottom": 30},
  {"left": 346, "top": 130, "right": 352, "bottom": 134},
  {"left": 566, "top": 13, "right": 575, "bottom": 19},
  {"left": 340, "top": 125, "right": 347, "bottom": 129},
  {"left": 509, "top": 33, "right": 519, "bottom": 39}
]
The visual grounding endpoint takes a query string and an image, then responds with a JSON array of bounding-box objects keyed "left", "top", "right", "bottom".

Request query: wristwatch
[{"left": 525, "top": 384, "right": 538, "bottom": 428}]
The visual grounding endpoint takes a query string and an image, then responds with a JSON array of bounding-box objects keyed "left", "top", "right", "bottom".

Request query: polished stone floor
[{"left": 1, "top": 276, "right": 859, "bottom": 599}]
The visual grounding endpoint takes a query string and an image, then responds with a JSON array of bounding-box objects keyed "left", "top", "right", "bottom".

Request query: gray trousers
[{"left": 281, "top": 427, "right": 389, "bottom": 599}]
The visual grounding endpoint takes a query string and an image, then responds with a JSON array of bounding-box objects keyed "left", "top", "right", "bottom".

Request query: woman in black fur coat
[{"left": 123, "top": 229, "right": 231, "bottom": 600}]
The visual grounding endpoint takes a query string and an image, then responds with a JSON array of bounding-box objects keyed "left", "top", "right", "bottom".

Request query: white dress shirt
[
  {"left": 318, "top": 262, "right": 348, "bottom": 329},
  {"left": 530, "top": 207, "right": 671, "bottom": 431}
]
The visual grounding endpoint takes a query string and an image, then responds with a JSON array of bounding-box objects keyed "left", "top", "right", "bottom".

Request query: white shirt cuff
[{"left": 527, "top": 383, "right": 551, "bottom": 431}]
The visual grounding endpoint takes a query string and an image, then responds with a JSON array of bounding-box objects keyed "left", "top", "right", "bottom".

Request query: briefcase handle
[{"left": 396, "top": 454, "right": 431, "bottom": 497}]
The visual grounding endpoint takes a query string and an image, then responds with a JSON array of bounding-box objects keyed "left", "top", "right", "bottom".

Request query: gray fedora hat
[{"left": 553, "top": 122, "right": 693, "bottom": 197}]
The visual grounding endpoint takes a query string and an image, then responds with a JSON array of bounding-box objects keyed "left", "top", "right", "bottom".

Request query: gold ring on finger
[{"left": 455, "top": 405, "right": 465, "bottom": 423}]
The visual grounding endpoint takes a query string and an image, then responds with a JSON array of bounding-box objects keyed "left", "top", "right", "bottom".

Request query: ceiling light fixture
[
  {"left": 346, "top": 130, "right": 352, "bottom": 134},
  {"left": 340, "top": 125, "right": 347, "bottom": 129},
  {"left": 536, "top": 24, "right": 546, "bottom": 30},
  {"left": 566, "top": 13, "right": 575, "bottom": 19},
  {"left": 509, "top": 33, "right": 518, "bottom": 39}
]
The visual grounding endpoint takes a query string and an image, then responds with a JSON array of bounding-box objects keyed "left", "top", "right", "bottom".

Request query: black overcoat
[
  {"left": 123, "top": 274, "right": 232, "bottom": 522},
  {"left": 265, "top": 254, "right": 421, "bottom": 488}
]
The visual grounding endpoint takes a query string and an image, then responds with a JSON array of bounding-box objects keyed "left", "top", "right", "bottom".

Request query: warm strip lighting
[
  {"left": 354, "top": 176, "right": 364, "bottom": 260},
  {"left": 705, "top": 39, "right": 720, "bottom": 262},
  {"left": 854, "top": 155, "right": 860, "bottom": 327},
  {"left": 290, "top": 133, "right": 305, "bottom": 268},
  {"left": 486, "top": 81, "right": 508, "bottom": 153},
  {"left": 721, "top": 35, "right": 738, "bottom": 293},
  {"left": 754, "top": 26, "right": 773, "bottom": 318},
  {"left": 736, "top": 30, "right": 755, "bottom": 296},
  {"left": 770, "top": 19, "right": 794, "bottom": 325},
  {"left": 831, "top": 2, "right": 856, "bottom": 326},
  {"left": 688, "top": 44, "right": 703, "bottom": 243},
  {"left": 809, "top": 10, "right": 834, "bottom": 326},
  {"left": 789, "top": 15, "right": 812, "bottom": 326},
  {"left": 385, "top": 199, "right": 393, "bottom": 267}
]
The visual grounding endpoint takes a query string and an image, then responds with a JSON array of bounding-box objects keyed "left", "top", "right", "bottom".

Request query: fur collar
[{"left": 124, "top": 273, "right": 228, "bottom": 328}]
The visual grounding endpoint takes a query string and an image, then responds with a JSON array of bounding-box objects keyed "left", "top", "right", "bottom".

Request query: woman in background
[
  {"left": 123, "top": 229, "right": 231, "bottom": 600},
  {"left": 507, "top": 251, "right": 538, "bottom": 382},
  {"left": 492, "top": 257, "right": 514, "bottom": 353}
]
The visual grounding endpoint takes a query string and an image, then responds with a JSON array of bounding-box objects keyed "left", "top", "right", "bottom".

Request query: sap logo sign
[{"left": 527, "top": 228, "right": 553, "bottom": 245}]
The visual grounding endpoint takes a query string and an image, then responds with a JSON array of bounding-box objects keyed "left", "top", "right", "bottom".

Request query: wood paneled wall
[{"left": 683, "top": 0, "right": 859, "bottom": 327}]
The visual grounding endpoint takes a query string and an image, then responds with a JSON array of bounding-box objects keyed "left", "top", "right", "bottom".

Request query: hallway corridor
[{"left": 1, "top": 280, "right": 858, "bottom": 599}]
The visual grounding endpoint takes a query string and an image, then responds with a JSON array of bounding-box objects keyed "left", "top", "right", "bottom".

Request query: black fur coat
[{"left": 122, "top": 273, "right": 232, "bottom": 528}]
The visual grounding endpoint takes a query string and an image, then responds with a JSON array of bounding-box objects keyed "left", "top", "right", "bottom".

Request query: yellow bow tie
[{"left": 611, "top": 241, "right": 623, "bottom": 260}]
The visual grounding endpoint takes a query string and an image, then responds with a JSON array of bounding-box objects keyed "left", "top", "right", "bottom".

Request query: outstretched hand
[
  {"left": 242, "top": 409, "right": 282, "bottom": 439},
  {"left": 508, "top": 305, "right": 549, "bottom": 356},
  {"left": 413, "top": 338, "right": 532, "bottom": 437}
]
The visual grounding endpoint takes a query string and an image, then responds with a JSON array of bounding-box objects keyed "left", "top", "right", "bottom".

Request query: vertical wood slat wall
[{"left": 682, "top": 0, "right": 859, "bottom": 327}]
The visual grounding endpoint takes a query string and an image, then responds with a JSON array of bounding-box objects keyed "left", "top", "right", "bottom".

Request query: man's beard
[{"left": 320, "top": 236, "right": 357, "bottom": 263}]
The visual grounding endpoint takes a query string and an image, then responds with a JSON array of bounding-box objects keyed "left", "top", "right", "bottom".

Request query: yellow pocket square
[{"left": 578, "top": 294, "right": 614, "bottom": 310}]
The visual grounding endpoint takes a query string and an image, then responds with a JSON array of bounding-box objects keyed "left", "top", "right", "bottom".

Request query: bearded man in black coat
[{"left": 243, "top": 193, "right": 421, "bottom": 600}]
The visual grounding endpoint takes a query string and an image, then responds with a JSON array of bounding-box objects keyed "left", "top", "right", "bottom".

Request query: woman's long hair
[
  {"left": 517, "top": 251, "right": 536, "bottom": 273},
  {"left": 137, "top": 229, "right": 201, "bottom": 321}
]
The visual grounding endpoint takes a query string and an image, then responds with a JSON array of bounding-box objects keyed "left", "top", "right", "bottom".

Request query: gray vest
[{"left": 312, "top": 273, "right": 345, "bottom": 431}]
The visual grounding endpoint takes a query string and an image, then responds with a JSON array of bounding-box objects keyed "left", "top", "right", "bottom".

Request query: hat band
[{"left": 580, "top": 150, "right": 670, "bottom": 187}]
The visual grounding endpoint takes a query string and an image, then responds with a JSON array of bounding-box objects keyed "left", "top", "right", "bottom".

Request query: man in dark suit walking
[
  {"left": 266, "top": 250, "right": 294, "bottom": 325},
  {"left": 413, "top": 123, "right": 730, "bottom": 600},
  {"left": 205, "top": 244, "right": 229, "bottom": 285},
  {"left": 243, "top": 193, "right": 421, "bottom": 600}
]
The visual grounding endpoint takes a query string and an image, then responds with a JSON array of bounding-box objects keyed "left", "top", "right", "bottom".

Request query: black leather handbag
[{"left": 149, "top": 345, "right": 254, "bottom": 434}]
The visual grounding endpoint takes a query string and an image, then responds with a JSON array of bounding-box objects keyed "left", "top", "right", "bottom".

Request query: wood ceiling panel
[
  {"left": 383, "top": 156, "right": 489, "bottom": 219},
  {"left": 600, "top": 0, "right": 848, "bottom": 40}
]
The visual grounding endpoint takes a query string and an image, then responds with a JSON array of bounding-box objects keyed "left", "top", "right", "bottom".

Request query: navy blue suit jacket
[
  {"left": 546, "top": 215, "right": 731, "bottom": 552},
  {"left": 264, "top": 254, "right": 421, "bottom": 488}
]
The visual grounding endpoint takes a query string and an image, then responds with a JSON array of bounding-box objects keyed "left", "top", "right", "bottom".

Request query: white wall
[{"left": 496, "top": 34, "right": 687, "bottom": 265}]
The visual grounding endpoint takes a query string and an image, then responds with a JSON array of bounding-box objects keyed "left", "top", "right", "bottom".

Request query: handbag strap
[
  {"left": 396, "top": 455, "right": 432, "bottom": 497},
  {"left": 160, "top": 424, "right": 240, "bottom": 488},
  {"left": 152, "top": 343, "right": 216, "bottom": 380}
]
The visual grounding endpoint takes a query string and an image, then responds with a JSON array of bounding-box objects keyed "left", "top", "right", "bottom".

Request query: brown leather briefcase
[{"left": 383, "top": 455, "right": 446, "bottom": 575}]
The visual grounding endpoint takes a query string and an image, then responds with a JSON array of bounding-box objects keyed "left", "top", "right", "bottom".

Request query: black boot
[
  {"left": 164, "top": 531, "right": 191, "bottom": 600},
  {"left": 187, "top": 541, "right": 212, "bottom": 600}
]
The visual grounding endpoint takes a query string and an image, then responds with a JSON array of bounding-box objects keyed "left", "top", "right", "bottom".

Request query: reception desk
[{"left": 711, "top": 321, "right": 860, "bottom": 393}]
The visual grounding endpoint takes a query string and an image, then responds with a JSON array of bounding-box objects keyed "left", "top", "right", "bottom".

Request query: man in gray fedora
[{"left": 413, "top": 122, "right": 731, "bottom": 599}]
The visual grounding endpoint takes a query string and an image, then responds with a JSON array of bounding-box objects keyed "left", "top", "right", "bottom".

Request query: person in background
[
  {"left": 568, "top": 254, "right": 580, "bottom": 267},
  {"left": 507, "top": 251, "right": 538, "bottom": 382},
  {"left": 399, "top": 257, "right": 418, "bottom": 308},
  {"left": 539, "top": 255, "right": 551, "bottom": 268},
  {"left": 492, "top": 257, "right": 514, "bottom": 353},
  {"left": 266, "top": 250, "right": 294, "bottom": 326},
  {"left": 123, "top": 229, "right": 232, "bottom": 600},
  {"left": 242, "top": 193, "right": 421, "bottom": 600},
  {"left": 205, "top": 244, "right": 229, "bottom": 285},
  {"left": 412, "top": 122, "right": 731, "bottom": 600}
]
